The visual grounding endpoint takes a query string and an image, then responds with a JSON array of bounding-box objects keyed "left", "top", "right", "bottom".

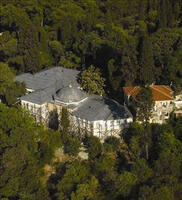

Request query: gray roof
[
  {"left": 73, "top": 96, "right": 132, "bottom": 121},
  {"left": 20, "top": 86, "right": 56, "bottom": 105},
  {"left": 15, "top": 67, "right": 80, "bottom": 104},
  {"left": 16, "top": 67, "right": 132, "bottom": 122},
  {"left": 55, "top": 85, "right": 88, "bottom": 103},
  {"left": 15, "top": 67, "right": 80, "bottom": 91}
]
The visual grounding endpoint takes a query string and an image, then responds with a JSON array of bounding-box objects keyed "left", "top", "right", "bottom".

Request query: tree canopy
[
  {"left": 1, "top": 0, "right": 182, "bottom": 199},
  {"left": 1, "top": 0, "right": 182, "bottom": 96},
  {"left": 80, "top": 65, "right": 105, "bottom": 96}
]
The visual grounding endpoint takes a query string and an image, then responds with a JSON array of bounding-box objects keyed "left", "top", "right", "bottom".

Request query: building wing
[{"left": 73, "top": 95, "right": 132, "bottom": 121}]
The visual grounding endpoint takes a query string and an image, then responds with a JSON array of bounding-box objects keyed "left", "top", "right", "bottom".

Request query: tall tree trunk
[
  {"left": 145, "top": 123, "right": 150, "bottom": 160},
  {"left": 145, "top": 141, "right": 149, "bottom": 160}
]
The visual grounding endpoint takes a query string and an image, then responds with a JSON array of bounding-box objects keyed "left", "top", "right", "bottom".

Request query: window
[
  {"left": 153, "top": 105, "right": 157, "bottom": 111},
  {"left": 82, "top": 120, "right": 85, "bottom": 128},
  {"left": 105, "top": 121, "right": 107, "bottom": 131},
  {"left": 111, "top": 120, "right": 114, "bottom": 130},
  {"left": 90, "top": 123, "right": 93, "bottom": 132}
]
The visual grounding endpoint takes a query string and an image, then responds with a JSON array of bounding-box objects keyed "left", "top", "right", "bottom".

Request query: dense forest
[
  {"left": 1, "top": 0, "right": 182, "bottom": 96},
  {"left": 1, "top": 0, "right": 182, "bottom": 200},
  {"left": 1, "top": 102, "right": 182, "bottom": 200}
]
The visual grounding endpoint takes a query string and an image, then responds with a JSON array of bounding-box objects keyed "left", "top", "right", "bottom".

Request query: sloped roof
[
  {"left": 15, "top": 67, "right": 80, "bottom": 105},
  {"left": 123, "top": 85, "right": 174, "bottom": 101},
  {"left": 73, "top": 95, "right": 132, "bottom": 121},
  {"left": 15, "top": 67, "right": 80, "bottom": 91},
  {"left": 20, "top": 87, "right": 56, "bottom": 105},
  {"left": 55, "top": 85, "right": 88, "bottom": 103}
]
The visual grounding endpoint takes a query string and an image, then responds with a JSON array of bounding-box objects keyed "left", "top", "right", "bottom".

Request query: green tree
[
  {"left": 80, "top": 65, "right": 105, "bottom": 96},
  {"left": 0, "top": 32, "right": 17, "bottom": 61},
  {"left": 139, "top": 35, "right": 155, "bottom": 85},
  {"left": 84, "top": 136, "right": 102, "bottom": 160},
  {"left": 123, "top": 123, "right": 145, "bottom": 161},
  {"left": 93, "top": 152, "right": 117, "bottom": 176},
  {"left": 0, "top": 62, "right": 14, "bottom": 97},
  {"left": 18, "top": 23, "right": 40, "bottom": 72},
  {"left": 128, "top": 135, "right": 145, "bottom": 162},
  {"left": 104, "top": 136, "right": 121, "bottom": 152},
  {"left": 107, "top": 59, "right": 122, "bottom": 91},
  {"left": 136, "top": 87, "right": 153, "bottom": 159},
  {"left": 71, "top": 176, "right": 102, "bottom": 200},
  {"left": 138, "top": 0, "right": 147, "bottom": 20},
  {"left": 59, "top": 51, "right": 81, "bottom": 69},
  {"left": 64, "top": 136, "right": 81, "bottom": 156},
  {"left": 121, "top": 38, "right": 139, "bottom": 86},
  {"left": 39, "top": 129, "right": 62, "bottom": 164},
  {"left": 50, "top": 1, "right": 85, "bottom": 46},
  {"left": 48, "top": 110, "right": 59, "bottom": 130},
  {"left": 0, "top": 62, "right": 25, "bottom": 105},
  {"left": 139, "top": 185, "right": 175, "bottom": 200},
  {"left": 0, "top": 4, "right": 30, "bottom": 31},
  {"left": 60, "top": 107, "right": 70, "bottom": 136},
  {"left": 48, "top": 40, "right": 63, "bottom": 65},
  {"left": 136, "top": 87, "right": 153, "bottom": 123},
  {"left": 131, "top": 158, "right": 153, "bottom": 183},
  {"left": 158, "top": 0, "right": 170, "bottom": 29},
  {"left": 55, "top": 160, "right": 90, "bottom": 199},
  {"left": 114, "top": 172, "right": 138, "bottom": 199},
  {"left": 0, "top": 103, "right": 50, "bottom": 200},
  {"left": 168, "top": 46, "right": 182, "bottom": 92},
  {"left": 5, "top": 81, "right": 26, "bottom": 106}
]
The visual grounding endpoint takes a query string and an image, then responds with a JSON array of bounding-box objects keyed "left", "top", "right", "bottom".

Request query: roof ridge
[
  {"left": 161, "top": 85, "right": 172, "bottom": 92},
  {"left": 151, "top": 86, "right": 173, "bottom": 100},
  {"left": 130, "top": 86, "right": 140, "bottom": 96}
]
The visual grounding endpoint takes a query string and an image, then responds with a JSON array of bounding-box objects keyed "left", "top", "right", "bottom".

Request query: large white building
[{"left": 15, "top": 67, "right": 133, "bottom": 139}]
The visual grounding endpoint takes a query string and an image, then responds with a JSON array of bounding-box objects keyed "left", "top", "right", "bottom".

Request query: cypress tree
[
  {"left": 139, "top": 35, "right": 155, "bottom": 86},
  {"left": 167, "top": 0, "right": 174, "bottom": 27},
  {"left": 18, "top": 23, "right": 40, "bottom": 72},
  {"left": 136, "top": 86, "right": 153, "bottom": 160},
  {"left": 61, "top": 107, "right": 70, "bottom": 135},
  {"left": 159, "top": 0, "right": 167, "bottom": 28},
  {"left": 138, "top": 0, "right": 146, "bottom": 20}
]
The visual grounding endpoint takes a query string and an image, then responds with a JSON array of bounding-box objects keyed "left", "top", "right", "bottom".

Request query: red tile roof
[{"left": 123, "top": 85, "right": 174, "bottom": 101}]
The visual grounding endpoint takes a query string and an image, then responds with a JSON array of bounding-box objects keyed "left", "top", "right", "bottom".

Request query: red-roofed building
[{"left": 123, "top": 85, "right": 174, "bottom": 124}]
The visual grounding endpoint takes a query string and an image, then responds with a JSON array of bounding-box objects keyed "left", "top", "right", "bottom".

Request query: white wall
[
  {"left": 55, "top": 97, "right": 88, "bottom": 108},
  {"left": 175, "top": 94, "right": 182, "bottom": 109},
  {"left": 21, "top": 100, "right": 48, "bottom": 122},
  {"left": 26, "top": 88, "right": 34, "bottom": 93},
  {"left": 151, "top": 100, "right": 174, "bottom": 123},
  {"left": 70, "top": 115, "right": 133, "bottom": 139}
]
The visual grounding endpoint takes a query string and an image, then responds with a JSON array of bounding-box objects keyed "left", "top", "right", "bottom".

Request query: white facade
[
  {"left": 174, "top": 94, "right": 182, "bottom": 109},
  {"left": 70, "top": 114, "right": 133, "bottom": 140},
  {"left": 21, "top": 100, "right": 48, "bottom": 122},
  {"left": 150, "top": 100, "right": 174, "bottom": 124},
  {"left": 20, "top": 97, "right": 133, "bottom": 140},
  {"left": 125, "top": 94, "right": 174, "bottom": 124},
  {"left": 16, "top": 67, "right": 133, "bottom": 139},
  {"left": 174, "top": 94, "right": 182, "bottom": 117}
]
